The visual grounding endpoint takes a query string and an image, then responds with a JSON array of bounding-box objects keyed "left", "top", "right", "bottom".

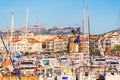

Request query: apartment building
[
  {"left": 9, "top": 36, "right": 42, "bottom": 53},
  {"left": 44, "top": 35, "right": 68, "bottom": 52},
  {"left": 79, "top": 34, "right": 98, "bottom": 54},
  {"left": 69, "top": 35, "right": 80, "bottom": 53},
  {"left": 98, "top": 31, "right": 120, "bottom": 55}
]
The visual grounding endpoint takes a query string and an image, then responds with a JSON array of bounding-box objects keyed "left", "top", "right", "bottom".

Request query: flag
[
  {"left": 16, "top": 52, "right": 21, "bottom": 58},
  {"left": 76, "top": 27, "right": 80, "bottom": 34},
  {"left": 71, "top": 27, "right": 80, "bottom": 35},
  {"left": 71, "top": 29, "right": 76, "bottom": 35},
  {"left": 74, "top": 36, "right": 80, "bottom": 43},
  {"left": 2, "top": 60, "right": 11, "bottom": 67}
]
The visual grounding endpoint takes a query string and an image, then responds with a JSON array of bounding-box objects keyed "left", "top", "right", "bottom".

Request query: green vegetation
[
  {"left": 112, "top": 44, "right": 120, "bottom": 56},
  {"left": 91, "top": 49, "right": 100, "bottom": 56},
  {"left": 0, "top": 52, "right": 2, "bottom": 55}
]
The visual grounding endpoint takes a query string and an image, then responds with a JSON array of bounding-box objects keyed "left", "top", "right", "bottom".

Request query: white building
[
  {"left": 98, "top": 31, "right": 120, "bottom": 55},
  {"left": 10, "top": 37, "right": 42, "bottom": 53}
]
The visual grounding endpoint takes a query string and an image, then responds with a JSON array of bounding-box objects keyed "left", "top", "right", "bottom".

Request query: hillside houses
[
  {"left": 98, "top": 31, "right": 120, "bottom": 55},
  {"left": 0, "top": 30, "right": 120, "bottom": 55}
]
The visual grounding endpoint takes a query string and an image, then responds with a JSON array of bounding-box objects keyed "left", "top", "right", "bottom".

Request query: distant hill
[
  {"left": 0, "top": 27, "right": 77, "bottom": 36},
  {"left": 108, "top": 28, "right": 120, "bottom": 33},
  {"left": 2, "top": 27, "right": 119, "bottom": 36}
]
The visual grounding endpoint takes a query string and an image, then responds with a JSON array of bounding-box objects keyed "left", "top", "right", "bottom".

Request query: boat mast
[
  {"left": 83, "top": 0, "right": 92, "bottom": 70},
  {"left": 1, "top": 10, "right": 21, "bottom": 80},
  {"left": 25, "top": 9, "right": 29, "bottom": 53},
  {"left": 26, "top": 9, "right": 28, "bottom": 39},
  {"left": 118, "top": 10, "right": 120, "bottom": 44},
  {"left": 10, "top": 10, "right": 14, "bottom": 53},
  {"left": 87, "top": 8, "right": 92, "bottom": 71},
  {"left": 82, "top": 0, "right": 85, "bottom": 53}
]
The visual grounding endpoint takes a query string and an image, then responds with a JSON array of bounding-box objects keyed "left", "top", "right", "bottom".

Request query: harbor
[
  {"left": 0, "top": 52, "right": 120, "bottom": 80},
  {"left": 0, "top": 0, "right": 120, "bottom": 80}
]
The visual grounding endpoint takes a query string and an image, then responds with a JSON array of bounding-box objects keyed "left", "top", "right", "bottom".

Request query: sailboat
[
  {"left": 104, "top": 11, "right": 120, "bottom": 80},
  {"left": 79, "top": 0, "right": 102, "bottom": 80},
  {"left": 80, "top": 0, "right": 120, "bottom": 80},
  {"left": 0, "top": 12, "right": 21, "bottom": 80}
]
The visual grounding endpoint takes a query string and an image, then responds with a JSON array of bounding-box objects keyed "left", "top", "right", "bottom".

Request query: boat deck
[{"left": 0, "top": 76, "right": 38, "bottom": 80}]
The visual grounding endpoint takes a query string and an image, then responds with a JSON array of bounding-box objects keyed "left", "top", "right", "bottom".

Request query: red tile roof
[{"left": 27, "top": 38, "right": 40, "bottom": 43}]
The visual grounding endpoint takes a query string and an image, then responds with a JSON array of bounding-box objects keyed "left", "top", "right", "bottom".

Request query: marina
[
  {"left": 0, "top": 0, "right": 120, "bottom": 80},
  {"left": 0, "top": 52, "right": 120, "bottom": 80}
]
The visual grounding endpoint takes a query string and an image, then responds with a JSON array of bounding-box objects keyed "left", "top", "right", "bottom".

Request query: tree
[
  {"left": 112, "top": 44, "right": 120, "bottom": 56},
  {"left": 0, "top": 52, "right": 2, "bottom": 55},
  {"left": 91, "top": 49, "right": 100, "bottom": 56}
]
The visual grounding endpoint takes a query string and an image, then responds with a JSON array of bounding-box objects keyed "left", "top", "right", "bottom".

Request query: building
[
  {"left": 98, "top": 31, "right": 120, "bottom": 55},
  {"left": 44, "top": 35, "right": 68, "bottom": 52},
  {"left": 79, "top": 34, "right": 98, "bottom": 54},
  {"left": 10, "top": 36, "right": 42, "bottom": 53},
  {"left": 69, "top": 35, "right": 80, "bottom": 53}
]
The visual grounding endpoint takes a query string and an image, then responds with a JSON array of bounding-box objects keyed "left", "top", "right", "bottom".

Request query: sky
[{"left": 0, "top": 0, "right": 120, "bottom": 34}]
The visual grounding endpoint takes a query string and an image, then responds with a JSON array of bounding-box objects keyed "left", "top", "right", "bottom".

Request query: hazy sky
[{"left": 0, "top": 0, "right": 120, "bottom": 34}]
